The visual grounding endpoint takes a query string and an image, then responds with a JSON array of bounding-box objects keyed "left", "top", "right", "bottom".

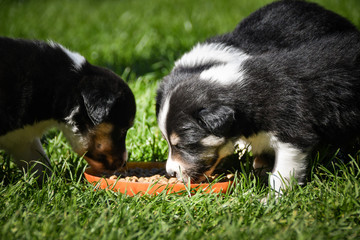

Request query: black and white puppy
[
  {"left": 156, "top": 1, "right": 360, "bottom": 194},
  {"left": 0, "top": 37, "right": 136, "bottom": 182}
]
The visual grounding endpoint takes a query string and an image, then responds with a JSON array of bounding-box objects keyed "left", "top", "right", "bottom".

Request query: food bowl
[{"left": 84, "top": 162, "right": 233, "bottom": 196}]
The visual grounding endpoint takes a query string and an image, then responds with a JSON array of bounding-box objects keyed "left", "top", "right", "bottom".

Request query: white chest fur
[
  {"left": 0, "top": 120, "right": 61, "bottom": 179},
  {"left": 0, "top": 120, "right": 59, "bottom": 149}
]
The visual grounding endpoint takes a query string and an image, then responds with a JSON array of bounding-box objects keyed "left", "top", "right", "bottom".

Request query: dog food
[{"left": 109, "top": 167, "right": 235, "bottom": 184}]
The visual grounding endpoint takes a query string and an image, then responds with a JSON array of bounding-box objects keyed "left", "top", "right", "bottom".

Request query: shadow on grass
[{"left": 309, "top": 141, "right": 360, "bottom": 182}]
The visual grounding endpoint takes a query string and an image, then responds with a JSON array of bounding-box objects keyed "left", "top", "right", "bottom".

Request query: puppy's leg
[
  {"left": 9, "top": 138, "right": 52, "bottom": 183},
  {"left": 269, "top": 142, "right": 308, "bottom": 196}
]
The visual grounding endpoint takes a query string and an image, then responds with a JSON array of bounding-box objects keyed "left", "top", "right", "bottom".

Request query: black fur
[
  {"left": 196, "top": 105, "right": 236, "bottom": 136},
  {"left": 0, "top": 37, "right": 136, "bottom": 178},
  {"left": 156, "top": 0, "right": 360, "bottom": 186},
  {"left": 209, "top": 0, "right": 358, "bottom": 54}
]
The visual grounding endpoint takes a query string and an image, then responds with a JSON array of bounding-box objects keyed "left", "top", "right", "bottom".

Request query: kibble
[{"left": 108, "top": 167, "right": 234, "bottom": 184}]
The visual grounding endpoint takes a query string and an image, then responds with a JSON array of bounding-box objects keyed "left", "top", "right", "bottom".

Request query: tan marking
[
  {"left": 253, "top": 156, "right": 269, "bottom": 169},
  {"left": 94, "top": 124, "right": 113, "bottom": 153},
  {"left": 95, "top": 123, "right": 114, "bottom": 134},
  {"left": 253, "top": 155, "right": 275, "bottom": 178},
  {"left": 86, "top": 123, "right": 115, "bottom": 167},
  {"left": 203, "top": 141, "right": 234, "bottom": 178},
  {"left": 84, "top": 156, "right": 106, "bottom": 172},
  {"left": 218, "top": 141, "right": 235, "bottom": 158},
  {"left": 170, "top": 133, "right": 180, "bottom": 146}
]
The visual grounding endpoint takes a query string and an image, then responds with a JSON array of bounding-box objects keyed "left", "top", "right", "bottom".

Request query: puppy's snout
[
  {"left": 84, "top": 149, "right": 128, "bottom": 174},
  {"left": 166, "top": 169, "right": 178, "bottom": 178},
  {"left": 166, "top": 158, "right": 185, "bottom": 180},
  {"left": 109, "top": 150, "right": 128, "bottom": 169}
]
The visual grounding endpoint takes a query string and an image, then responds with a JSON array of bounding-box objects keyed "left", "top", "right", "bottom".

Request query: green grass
[{"left": 1, "top": 0, "right": 360, "bottom": 239}]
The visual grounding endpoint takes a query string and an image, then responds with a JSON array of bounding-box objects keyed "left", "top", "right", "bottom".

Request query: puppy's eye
[{"left": 172, "top": 144, "right": 183, "bottom": 151}]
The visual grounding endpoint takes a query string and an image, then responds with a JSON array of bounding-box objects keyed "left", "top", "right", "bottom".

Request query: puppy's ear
[
  {"left": 81, "top": 90, "right": 118, "bottom": 125},
  {"left": 196, "top": 106, "right": 235, "bottom": 136}
]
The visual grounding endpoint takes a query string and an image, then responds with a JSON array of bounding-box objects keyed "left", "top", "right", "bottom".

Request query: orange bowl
[{"left": 84, "top": 162, "right": 233, "bottom": 196}]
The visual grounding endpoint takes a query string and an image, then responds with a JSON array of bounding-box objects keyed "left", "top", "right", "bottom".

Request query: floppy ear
[
  {"left": 81, "top": 90, "right": 117, "bottom": 125},
  {"left": 196, "top": 106, "right": 235, "bottom": 135}
]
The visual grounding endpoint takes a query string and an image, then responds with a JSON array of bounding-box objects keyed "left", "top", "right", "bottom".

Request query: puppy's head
[
  {"left": 64, "top": 64, "right": 136, "bottom": 174},
  {"left": 156, "top": 80, "right": 237, "bottom": 183}
]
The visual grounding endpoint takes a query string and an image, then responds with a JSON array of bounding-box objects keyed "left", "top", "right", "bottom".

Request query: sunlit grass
[{"left": 1, "top": 0, "right": 360, "bottom": 239}]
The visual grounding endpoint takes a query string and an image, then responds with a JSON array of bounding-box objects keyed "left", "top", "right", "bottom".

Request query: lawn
[{"left": 1, "top": 0, "right": 360, "bottom": 239}]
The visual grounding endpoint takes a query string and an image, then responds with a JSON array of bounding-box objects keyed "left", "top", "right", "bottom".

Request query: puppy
[
  {"left": 0, "top": 37, "right": 136, "bottom": 182},
  {"left": 156, "top": 1, "right": 360, "bottom": 195}
]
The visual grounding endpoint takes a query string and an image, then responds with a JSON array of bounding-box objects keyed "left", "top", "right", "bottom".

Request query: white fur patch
[
  {"left": 235, "top": 139, "right": 252, "bottom": 156},
  {"left": 58, "top": 123, "right": 86, "bottom": 154},
  {"left": 166, "top": 156, "right": 183, "bottom": 176},
  {"left": 0, "top": 118, "right": 86, "bottom": 164},
  {"left": 158, "top": 96, "right": 170, "bottom": 140},
  {"left": 269, "top": 140, "right": 308, "bottom": 193},
  {"left": 175, "top": 42, "right": 250, "bottom": 85},
  {"left": 200, "top": 62, "right": 246, "bottom": 85},
  {"left": 0, "top": 120, "right": 59, "bottom": 148},
  {"left": 64, "top": 106, "right": 80, "bottom": 133},
  {"left": 243, "top": 132, "right": 275, "bottom": 155},
  {"left": 157, "top": 97, "right": 174, "bottom": 170},
  {"left": 60, "top": 105, "right": 87, "bottom": 153},
  {"left": 49, "top": 41, "right": 86, "bottom": 70},
  {"left": 175, "top": 42, "right": 248, "bottom": 68},
  {"left": 0, "top": 120, "right": 58, "bottom": 165},
  {"left": 200, "top": 135, "right": 225, "bottom": 147}
]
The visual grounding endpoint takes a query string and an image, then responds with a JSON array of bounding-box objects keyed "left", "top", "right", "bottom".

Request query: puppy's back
[
  {"left": 209, "top": 1, "right": 358, "bottom": 54},
  {"left": 0, "top": 37, "right": 81, "bottom": 135}
]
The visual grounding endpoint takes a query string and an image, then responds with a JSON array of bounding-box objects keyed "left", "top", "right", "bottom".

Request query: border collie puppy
[
  {"left": 0, "top": 37, "right": 136, "bottom": 182},
  {"left": 156, "top": 1, "right": 360, "bottom": 195}
]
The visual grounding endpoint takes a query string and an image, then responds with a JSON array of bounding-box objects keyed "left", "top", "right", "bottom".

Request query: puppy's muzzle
[
  {"left": 107, "top": 150, "right": 128, "bottom": 170},
  {"left": 166, "top": 157, "right": 189, "bottom": 182},
  {"left": 85, "top": 150, "right": 128, "bottom": 174}
]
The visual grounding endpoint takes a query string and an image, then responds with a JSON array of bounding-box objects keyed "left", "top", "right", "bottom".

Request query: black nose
[{"left": 167, "top": 170, "right": 177, "bottom": 178}]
